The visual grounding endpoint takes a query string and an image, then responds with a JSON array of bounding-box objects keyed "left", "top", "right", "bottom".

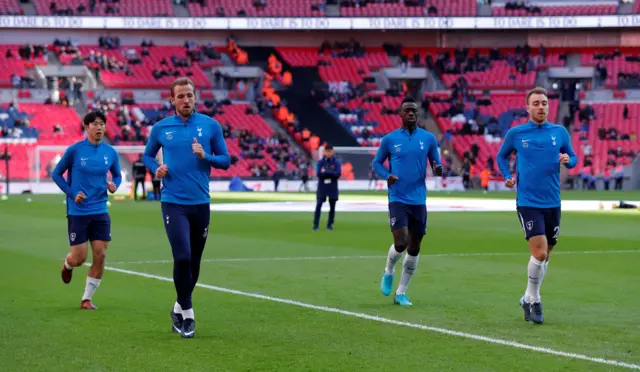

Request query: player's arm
[
  {"left": 330, "top": 160, "right": 342, "bottom": 179},
  {"left": 51, "top": 146, "right": 74, "bottom": 198},
  {"left": 142, "top": 125, "right": 161, "bottom": 175},
  {"left": 496, "top": 129, "right": 516, "bottom": 180},
  {"left": 428, "top": 136, "right": 443, "bottom": 176},
  {"left": 315, "top": 158, "right": 326, "bottom": 178},
  {"left": 205, "top": 123, "right": 231, "bottom": 170},
  {"left": 373, "top": 137, "right": 391, "bottom": 179},
  {"left": 109, "top": 150, "right": 122, "bottom": 191},
  {"left": 560, "top": 127, "right": 578, "bottom": 169}
]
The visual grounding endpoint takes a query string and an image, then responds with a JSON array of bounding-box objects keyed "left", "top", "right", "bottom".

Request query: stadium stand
[
  {"left": 0, "top": 102, "right": 84, "bottom": 180},
  {"left": 493, "top": 3, "right": 618, "bottom": 16},
  {"left": 187, "top": 0, "right": 325, "bottom": 17},
  {"left": 0, "top": 44, "right": 49, "bottom": 88},
  {"left": 339, "top": 0, "right": 476, "bottom": 16},
  {"left": 0, "top": 0, "right": 21, "bottom": 15},
  {"left": 33, "top": 0, "right": 174, "bottom": 16},
  {"left": 56, "top": 42, "right": 217, "bottom": 89}
]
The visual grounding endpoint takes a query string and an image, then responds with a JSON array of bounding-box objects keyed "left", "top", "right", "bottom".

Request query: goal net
[
  {"left": 31, "top": 145, "right": 158, "bottom": 195},
  {"left": 317, "top": 145, "right": 447, "bottom": 190}
]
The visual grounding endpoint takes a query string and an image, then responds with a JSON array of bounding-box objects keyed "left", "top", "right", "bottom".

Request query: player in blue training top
[
  {"left": 496, "top": 87, "right": 577, "bottom": 325},
  {"left": 52, "top": 111, "right": 122, "bottom": 310},
  {"left": 373, "top": 96, "right": 443, "bottom": 307},
  {"left": 143, "top": 77, "right": 230, "bottom": 338}
]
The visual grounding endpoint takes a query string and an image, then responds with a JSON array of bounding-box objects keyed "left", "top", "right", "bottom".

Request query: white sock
[
  {"left": 64, "top": 259, "right": 73, "bottom": 270},
  {"left": 384, "top": 244, "right": 403, "bottom": 275},
  {"left": 173, "top": 301, "right": 182, "bottom": 315},
  {"left": 540, "top": 261, "right": 549, "bottom": 283},
  {"left": 396, "top": 253, "right": 419, "bottom": 295},
  {"left": 525, "top": 256, "right": 544, "bottom": 304},
  {"left": 182, "top": 308, "right": 194, "bottom": 319},
  {"left": 81, "top": 277, "right": 101, "bottom": 301}
]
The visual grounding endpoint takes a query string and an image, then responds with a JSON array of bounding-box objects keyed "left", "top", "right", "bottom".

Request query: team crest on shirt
[
  {"left": 526, "top": 221, "right": 533, "bottom": 231},
  {"left": 70, "top": 233, "right": 76, "bottom": 242},
  {"left": 165, "top": 131, "right": 175, "bottom": 140},
  {"left": 197, "top": 127, "right": 203, "bottom": 137},
  {"left": 104, "top": 156, "right": 108, "bottom": 165},
  {"left": 551, "top": 136, "right": 556, "bottom": 146},
  {"left": 80, "top": 157, "right": 88, "bottom": 166},
  {"left": 521, "top": 139, "right": 529, "bottom": 148},
  {"left": 203, "top": 227, "right": 208, "bottom": 238},
  {"left": 420, "top": 140, "right": 424, "bottom": 150}
]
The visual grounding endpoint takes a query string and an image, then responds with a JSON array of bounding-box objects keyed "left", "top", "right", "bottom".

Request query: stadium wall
[{"left": 7, "top": 29, "right": 640, "bottom": 48}]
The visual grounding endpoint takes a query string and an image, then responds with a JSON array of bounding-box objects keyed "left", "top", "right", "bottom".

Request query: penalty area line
[{"left": 99, "top": 264, "right": 640, "bottom": 370}]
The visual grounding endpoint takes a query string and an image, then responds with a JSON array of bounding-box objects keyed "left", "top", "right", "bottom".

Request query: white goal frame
[{"left": 33, "top": 145, "right": 158, "bottom": 187}]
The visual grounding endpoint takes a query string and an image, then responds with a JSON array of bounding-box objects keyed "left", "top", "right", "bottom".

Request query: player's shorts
[
  {"left": 67, "top": 213, "right": 111, "bottom": 246},
  {"left": 388, "top": 202, "right": 427, "bottom": 235},
  {"left": 516, "top": 206, "right": 561, "bottom": 246}
]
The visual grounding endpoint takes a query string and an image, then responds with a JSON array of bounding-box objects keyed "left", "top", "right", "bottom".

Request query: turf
[{"left": 1, "top": 194, "right": 639, "bottom": 371}]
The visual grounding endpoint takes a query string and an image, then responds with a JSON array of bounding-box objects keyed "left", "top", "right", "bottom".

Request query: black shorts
[
  {"left": 516, "top": 206, "right": 561, "bottom": 246},
  {"left": 388, "top": 202, "right": 427, "bottom": 235},
  {"left": 67, "top": 213, "right": 111, "bottom": 246}
]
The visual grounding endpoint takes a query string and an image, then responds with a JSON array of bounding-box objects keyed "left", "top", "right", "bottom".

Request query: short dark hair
[
  {"left": 83, "top": 111, "right": 106, "bottom": 126},
  {"left": 170, "top": 77, "right": 196, "bottom": 97},
  {"left": 401, "top": 96, "right": 417, "bottom": 106},
  {"left": 526, "top": 87, "right": 548, "bottom": 105},
  {"left": 325, "top": 144, "right": 334, "bottom": 150}
]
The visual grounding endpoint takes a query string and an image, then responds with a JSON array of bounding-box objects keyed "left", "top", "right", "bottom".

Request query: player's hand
[
  {"left": 505, "top": 178, "right": 516, "bottom": 188},
  {"left": 559, "top": 153, "right": 570, "bottom": 164},
  {"left": 320, "top": 168, "right": 325, "bottom": 173},
  {"left": 387, "top": 175, "right": 399, "bottom": 187},
  {"left": 192, "top": 138, "right": 205, "bottom": 160},
  {"left": 74, "top": 191, "right": 86, "bottom": 203},
  {"left": 106, "top": 182, "right": 117, "bottom": 193},
  {"left": 433, "top": 161, "right": 443, "bottom": 177},
  {"left": 156, "top": 164, "right": 169, "bottom": 179}
]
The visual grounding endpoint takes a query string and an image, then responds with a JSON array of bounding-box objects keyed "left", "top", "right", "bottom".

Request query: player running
[
  {"left": 373, "top": 96, "right": 443, "bottom": 306},
  {"left": 496, "top": 87, "right": 577, "bottom": 325},
  {"left": 143, "top": 77, "right": 230, "bottom": 338},
  {"left": 52, "top": 111, "right": 122, "bottom": 310}
]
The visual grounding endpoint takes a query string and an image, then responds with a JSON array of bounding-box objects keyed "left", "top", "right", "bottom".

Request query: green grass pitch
[{"left": 0, "top": 192, "right": 639, "bottom": 371}]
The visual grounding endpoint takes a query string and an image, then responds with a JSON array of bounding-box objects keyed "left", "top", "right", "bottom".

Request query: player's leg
[
  {"left": 174, "top": 204, "right": 210, "bottom": 338},
  {"left": 381, "top": 202, "right": 410, "bottom": 296},
  {"left": 313, "top": 194, "right": 326, "bottom": 230},
  {"left": 394, "top": 205, "right": 427, "bottom": 306},
  {"left": 517, "top": 207, "right": 547, "bottom": 324},
  {"left": 161, "top": 202, "right": 192, "bottom": 335},
  {"left": 327, "top": 198, "right": 337, "bottom": 230},
  {"left": 61, "top": 216, "right": 91, "bottom": 284},
  {"left": 80, "top": 214, "right": 112, "bottom": 309},
  {"left": 133, "top": 179, "right": 140, "bottom": 201}
]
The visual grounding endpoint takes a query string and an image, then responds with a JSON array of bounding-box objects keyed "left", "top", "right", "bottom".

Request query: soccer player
[
  {"left": 143, "top": 77, "right": 230, "bottom": 338},
  {"left": 313, "top": 145, "right": 342, "bottom": 231},
  {"left": 373, "top": 96, "right": 443, "bottom": 306},
  {"left": 496, "top": 87, "right": 577, "bottom": 325},
  {"left": 52, "top": 111, "right": 122, "bottom": 310}
]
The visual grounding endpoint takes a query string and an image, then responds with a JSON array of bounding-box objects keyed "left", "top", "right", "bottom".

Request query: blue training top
[
  {"left": 52, "top": 138, "right": 122, "bottom": 216},
  {"left": 497, "top": 120, "right": 577, "bottom": 208},
  {"left": 373, "top": 127, "right": 442, "bottom": 205},
  {"left": 143, "top": 112, "right": 230, "bottom": 205}
]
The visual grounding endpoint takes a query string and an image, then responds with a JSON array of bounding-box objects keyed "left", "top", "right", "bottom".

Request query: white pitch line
[
  {"left": 108, "top": 250, "right": 640, "bottom": 265},
  {"left": 99, "top": 264, "right": 640, "bottom": 370}
]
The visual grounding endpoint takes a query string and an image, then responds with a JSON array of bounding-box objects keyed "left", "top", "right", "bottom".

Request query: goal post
[
  {"left": 316, "top": 146, "right": 380, "bottom": 180},
  {"left": 32, "top": 145, "right": 160, "bottom": 195}
]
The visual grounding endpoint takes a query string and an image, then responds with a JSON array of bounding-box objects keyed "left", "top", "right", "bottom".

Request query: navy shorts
[
  {"left": 516, "top": 206, "right": 561, "bottom": 245},
  {"left": 67, "top": 213, "right": 111, "bottom": 246},
  {"left": 388, "top": 202, "right": 427, "bottom": 235}
]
